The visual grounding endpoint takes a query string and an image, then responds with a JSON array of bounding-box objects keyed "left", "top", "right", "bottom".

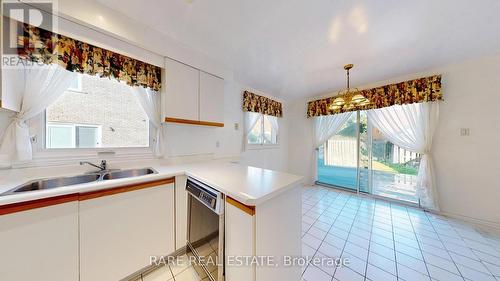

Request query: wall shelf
[{"left": 164, "top": 117, "right": 224, "bottom": 127}]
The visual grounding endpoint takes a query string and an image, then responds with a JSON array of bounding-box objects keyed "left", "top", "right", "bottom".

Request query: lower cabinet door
[
  {"left": 0, "top": 202, "right": 79, "bottom": 281},
  {"left": 79, "top": 183, "right": 175, "bottom": 281},
  {"left": 225, "top": 200, "right": 255, "bottom": 281},
  {"left": 175, "top": 175, "right": 188, "bottom": 251}
]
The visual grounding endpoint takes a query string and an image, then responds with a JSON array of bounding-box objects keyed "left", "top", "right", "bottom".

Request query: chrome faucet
[{"left": 80, "top": 160, "right": 107, "bottom": 172}]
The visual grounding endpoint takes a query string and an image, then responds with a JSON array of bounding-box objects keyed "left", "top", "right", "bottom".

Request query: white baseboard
[{"left": 433, "top": 210, "right": 500, "bottom": 236}]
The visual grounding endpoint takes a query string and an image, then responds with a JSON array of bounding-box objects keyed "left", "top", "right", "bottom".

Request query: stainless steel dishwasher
[{"left": 186, "top": 177, "right": 225, "bottom": 281}]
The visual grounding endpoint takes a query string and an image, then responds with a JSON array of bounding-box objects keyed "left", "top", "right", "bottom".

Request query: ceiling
[{"left": 96, "top": 0, "right": 500, "bottom": 101}]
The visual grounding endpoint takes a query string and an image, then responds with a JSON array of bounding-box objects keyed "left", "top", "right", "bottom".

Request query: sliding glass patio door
[
  {"left": 316, "top": 111, "right": 421, "bottom": 204},
  {"left": 317, "top": 112, "right": 369, "bottom": 193},
  {"left": 370, "top": 126, "right": 421, "bottom": 203}
]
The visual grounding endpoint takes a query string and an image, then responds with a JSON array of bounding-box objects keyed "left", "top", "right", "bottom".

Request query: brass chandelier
[{"left": 329, "top": 64, "right": 371, "bottom": 111}]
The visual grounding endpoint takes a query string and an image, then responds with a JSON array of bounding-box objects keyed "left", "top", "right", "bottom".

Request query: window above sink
[
  {"left": 28, "top": 73, "right": 157, "bottom": 163},
  {"left": 45, "top": 74, "right": 151, "bottom": 149}
]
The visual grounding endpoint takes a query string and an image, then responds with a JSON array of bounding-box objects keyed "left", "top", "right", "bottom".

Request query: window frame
[
  {"left": 30, "top": 113, "right": 156, "bottom": 163},
  {"left": 28, "top": 76, "right": 157, "bottom": 164},
  {"left": 46, "top": 122, "right": 103, "bottom": 149},
  {"left": 246, "top": 113, "right": 279, "bottom": 150},
  {"left": 67, "top": 74, "right": 83, "bottom": 93}
]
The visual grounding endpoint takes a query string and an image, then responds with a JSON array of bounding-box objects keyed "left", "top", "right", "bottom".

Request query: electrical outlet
[
  {"left": 234, "top": 123, "right": 239, "bottom": 130},
  {"left": 216, "top": 141, "right": 220, "bottom": 148},
  {"left": 460, "top": 128, "right": 470, "bottom": 136}
]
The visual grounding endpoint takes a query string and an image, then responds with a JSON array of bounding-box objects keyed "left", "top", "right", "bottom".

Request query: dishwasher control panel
[{"left": 186, "top": 178, "right": 218, "bottom": 211}]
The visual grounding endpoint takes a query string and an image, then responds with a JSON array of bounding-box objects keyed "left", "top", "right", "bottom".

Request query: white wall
[
  {"left": 164, "top": 81, "right": 289, "bottom": 172},
  {"left": 288, "top": 100, "right": 314, "bottom": 180},
  {"left": 288, "top": 54, "right": 500, "bottom": 230}
]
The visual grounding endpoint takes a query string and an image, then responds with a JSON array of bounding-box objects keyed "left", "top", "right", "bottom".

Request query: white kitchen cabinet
[
  {"left": 79, "top": 181, "right": 175, "bottom": 281},
  {"left": 175, "top": 175, "right": 188, "bottom": 251},
  {"left": 255, "top": 186, "right": 301, "bottom": 281},
  {"left": 224, "top": 186, "right": 302, "bottom": 281},
  {"left": 225, "top": 199, "right": 255, "bottom": 281},
  {"left": 163, "top": 57, "right": 200, "bottom": 121},
  {"left": 0, "top": 202, "right": 79, "bottom": 281},
  {"left": 199, "top": 71, "right": 225, "bottom": 124},
  {"left": 162, "top": 58, "right": 224, "bottom": 127}
]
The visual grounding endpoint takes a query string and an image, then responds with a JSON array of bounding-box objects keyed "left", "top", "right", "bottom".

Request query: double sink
[{"left": 1, "top": 168, "right": 157, "bottom": 196}]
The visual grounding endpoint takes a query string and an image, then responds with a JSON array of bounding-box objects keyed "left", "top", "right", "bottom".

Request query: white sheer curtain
[
  {"left": 367, "top": 102, "right": 440, "bottom": 210},
  {"left": 0, "top": 64, "right": 74, "bottom": 166},
  {"left": 314, "top": 112, "right": 353, "bottom": 147},
  {"left": 267, "top": 115, "right": 279, "bottom": 137},
  {"left": 312, "top": 112, "right": 353, "bottom": 181},
  {"left": 132, "top": 86, "right": 165, "bottom": 158},
  {"left": 243, "top": 111, "right": 261, "bottom": 151}
]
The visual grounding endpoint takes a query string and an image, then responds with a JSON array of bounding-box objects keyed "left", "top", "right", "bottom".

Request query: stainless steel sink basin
[
  {"left": 3, "top": 174, "right": 101, "bottom": 195},
  {"left": 1, "top": 167, "right": 158, "bottom": 196},
  {"left": 102, "top": 168, "right": 157, "bottom": 180}
]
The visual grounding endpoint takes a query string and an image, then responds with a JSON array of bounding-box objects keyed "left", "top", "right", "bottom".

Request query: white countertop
[{"left": 0, "top": 160, "right": 303, "bottom": 206}]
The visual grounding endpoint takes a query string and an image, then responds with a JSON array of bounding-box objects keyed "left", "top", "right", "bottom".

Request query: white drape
[
  {"left": 267, "top": 115, "right": 279, "bottom": 137},
  {"left": 314, "top": 112, "right": 353, "bottom": 148},
  {"left": 243, "top": 112, "right": 261, "bottom": 151},
  {"left": 132, "top": 86, "right": 165, "bottom": 157},
  {"left": 0, "top": 64, "right": 74, "bottom": 166},
  {"left": 367, "top": 102, "right": 440, "bottom": 210},
  {"left": 312, "top": 112, "right": 353, "bottom": 182}
]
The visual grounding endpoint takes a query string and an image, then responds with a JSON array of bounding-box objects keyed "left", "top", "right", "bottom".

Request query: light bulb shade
[
  {"left": 359, "top": 99, "right": 371, "bottom": 106},
  {"left": 333, "top": 97, "right": 345, "bottom": 105},
  {"left": 343, "top": 103, "right": 355, "bottom": 110},
  {"left": 351, "top": 93, "right": 367, "bottom": 103},
  {"left": 329, "top": 104, "right": 341, "bottom": 110}
]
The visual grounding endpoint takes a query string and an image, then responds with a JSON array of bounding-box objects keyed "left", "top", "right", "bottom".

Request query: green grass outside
[{"left": 380, "top": 161, "right": 418, "bottom": 175}]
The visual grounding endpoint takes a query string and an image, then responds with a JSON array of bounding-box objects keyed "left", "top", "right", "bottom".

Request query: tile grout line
[
  {"left": 438, "top": 218, "right": 499, "bottom": 278},
  {"left": 304, "top": 188, "right": 352, "bottom": 280},
  {"left": 389, "top": 203, "right": 399, "bottom": 280},
  {"left": 389, "top": 202, "right": 399, "bottom": 280},
  {"left": 304, "top": 186, "right": 500, "bottom": 281},
  {"left": 424, "top": 211, "right": 466, "bottom": 280},
  {"left": 302, "top": 187, "right": 343, "bottom": 278},
  {"left": 363, "top": 200, "right": 400, "bottom": 280},
  {"left": 323, "top": 192, "right": 352, "bottom": 281},
  {"left": 315, "top": 190, "right": 349, "bottom": 280},
  {"left": 405, "top": 205, "right": 432, "bottom": 279},
  {"left": 330, "top": 192, "right": 363, "bottom": 280},
  {"left": 443, "top": 221, "right": 500, "bottom": 279},
  {"left": 362, "top": 197, "right": 376, "bottom": 281}
]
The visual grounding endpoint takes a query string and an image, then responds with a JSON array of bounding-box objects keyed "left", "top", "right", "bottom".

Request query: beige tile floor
[
  {"left": 302, "top": 185, "right": 500, "bottom": 281},
  {"left": 136, "top": 255, "right": 203, "bottom": 281}
]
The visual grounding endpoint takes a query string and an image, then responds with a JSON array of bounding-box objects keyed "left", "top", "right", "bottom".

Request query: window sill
[
  {"left": 246, "top": 144, "right": 280, "bottom": 151},
  {"left": 17, "top": 148, "right": 157, "bottom": 169}
]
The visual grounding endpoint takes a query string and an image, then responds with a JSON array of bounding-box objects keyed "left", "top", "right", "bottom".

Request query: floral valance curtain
[
  {"left": 242, "top": 91, "right": 283, "bottom": 117},
  {"left": 307, "top": 75, "right": 442, "bottom": 117},
  {"left": 16, "top": 22, "right": 162, "bottom": 91}
]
